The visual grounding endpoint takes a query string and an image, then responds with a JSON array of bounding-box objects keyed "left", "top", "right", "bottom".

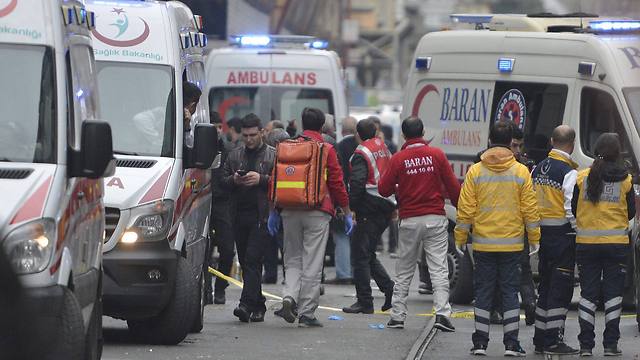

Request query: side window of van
[
  {"left": 580, "top": 87, "right": 638, "bottom": 176},
  {"left": 580, "top": 87, "right": 631, "bottom": 154},
  {"left": 491, "top": 82, "right": 568, "bottom": 164},
  {"left": 184, "top": 63, "right": 209, "bottom": 124},
  {"left": 66, "top": 45, "right": 99, "bottom": 149}
]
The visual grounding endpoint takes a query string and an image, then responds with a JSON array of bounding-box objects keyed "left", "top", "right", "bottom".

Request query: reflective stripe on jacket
[
  {"left": 351, "top": 138, "right": 395, "bottom": 203},
  {"left": 531, "top": 149, "right": 578, "bottom": 228},
  {"left": 575, "top": 169, "right": 632, "bottom": 245},
  {"left": 454, "top": 146, "right": 541, "bottom": 252}
]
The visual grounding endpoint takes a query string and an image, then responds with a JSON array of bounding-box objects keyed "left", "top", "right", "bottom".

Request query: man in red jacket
[
  {"left": 379, "top": 116, "right": 460, "bottom": 331},
  {"left": 269, "top": 107, "right": 353, "bottom": 328}
]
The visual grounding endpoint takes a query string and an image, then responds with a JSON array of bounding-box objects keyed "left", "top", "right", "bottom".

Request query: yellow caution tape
[
  {"left": 208, "top": 267, "right": 343, "bottom": 312},
  {"left": 208, "top": 267, "right": 639, "bottom": 320}
]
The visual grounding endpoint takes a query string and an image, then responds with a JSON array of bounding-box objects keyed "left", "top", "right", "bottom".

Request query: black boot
[{"left": 342, "top": 302, "right": 373, "bottom": 314}]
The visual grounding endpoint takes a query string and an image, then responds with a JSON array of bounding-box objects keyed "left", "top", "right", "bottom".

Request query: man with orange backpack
[{"left": 268, "top": 107, "right": 353, "bottom": 328}]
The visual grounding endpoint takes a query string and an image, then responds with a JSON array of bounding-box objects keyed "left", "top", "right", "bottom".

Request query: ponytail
[
  {"left": 586, "top": 156, "right": 605, "bottom": 203},
  {"left": 586, "top": 133, "right": 622, "bottom": 204}
]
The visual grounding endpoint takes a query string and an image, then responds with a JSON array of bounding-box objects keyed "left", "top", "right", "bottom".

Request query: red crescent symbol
[
  {"left": 218, "top": 96, "right": 251, "bottom": 129},
  {"left": 92, "top": 18, "right": 150, "bottom": 47},
  {"left": 0, "top": 0, "right": 18, "bottom": 18},
  {"left": 411, "top": 84, "right": 439, "bottom": 117}
]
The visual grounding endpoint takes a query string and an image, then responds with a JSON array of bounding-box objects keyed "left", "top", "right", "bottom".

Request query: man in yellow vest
[
  {"left": 531, "top": 125, "right": 579, "bottom": 355},
  {"left": 455, "top": 121, "right": 541, "bottom": 356}
]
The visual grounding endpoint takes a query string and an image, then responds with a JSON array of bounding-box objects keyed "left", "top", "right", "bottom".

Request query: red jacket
[
  {"left": 302, "top": 130, "right": 349, "bottom": 215},
  {"left": 379, "top": 138, "right": 460, "bottom": 220}
]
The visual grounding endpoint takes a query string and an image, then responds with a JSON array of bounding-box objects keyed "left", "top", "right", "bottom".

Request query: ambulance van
[
  {"left": 205, "top": 35, "right": 348, "bottom": 138},
  {"left": 0, "top": 0, "right": 114, "bottom": 358},
  {"left": 402, "top": 14, "right": 640, "bottom": 318},
  {"left": 87, "top": 0, "right": 217, "bottom": 344}
]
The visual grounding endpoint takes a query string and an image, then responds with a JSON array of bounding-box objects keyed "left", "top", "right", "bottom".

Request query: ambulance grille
[
  {"left": 116, "top": 159, "right": 156, "bottom": 169},
  {"left": 105, "top": 207, "right": 120, "bottom": 243},
  {"left": 0, "top": 168, "right": 33, "bottom": 179}
]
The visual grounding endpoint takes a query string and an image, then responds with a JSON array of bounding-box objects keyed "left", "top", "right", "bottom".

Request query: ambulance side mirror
[
  {"left": 185, "top": 123, "right": 218, "bottom": 169},
  {"left": 69, "top": 120, "right": 115, "bottom": 179}
]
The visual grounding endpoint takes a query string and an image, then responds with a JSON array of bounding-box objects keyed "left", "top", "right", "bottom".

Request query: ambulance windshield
[
  {"left": 96, "top": 62, "right": 175, "bottom": 157},
  {"left": 209, "top": 87, "right": 334, "bottom": 126},
  {"left": 0, "top": 45, "right": 56, "bottom": 163}
]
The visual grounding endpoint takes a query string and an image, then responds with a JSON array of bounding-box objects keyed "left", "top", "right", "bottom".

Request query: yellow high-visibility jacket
[
  {"left": 575, "top": 168, "right": 633, "bottom": 245},
  {"left": 455, "top": 146, "right": 541, "bottom": 252}
]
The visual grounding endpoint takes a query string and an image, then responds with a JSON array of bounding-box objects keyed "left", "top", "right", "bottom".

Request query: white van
[
  {"left": 402, "top": 15, "right": 640, "bottom": 313},
  {"left": 87, "top": 0, "right": 217, "bottom": 345},
  {"left": 206, "top": 35, "right": 348, "bottom": 137},
  {"left": 0, "top": 0, "right": 113, "bottom": 358}
]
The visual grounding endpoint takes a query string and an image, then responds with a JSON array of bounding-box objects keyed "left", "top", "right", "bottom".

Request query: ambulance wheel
[
  {"left": 51, "top": 287, "right": 85, "bottom": 360},
  {"left": 190, "top": 266, "right": 206, "bottom": 333},
  {"left": 127, "top": 257, "right": 195, "bottom": 345},
  {"left": 84, "top": 295, "right": 103, "bottom": 360},
  {"left": 448, "top": 238, "right": 474, "bottom": 304}
]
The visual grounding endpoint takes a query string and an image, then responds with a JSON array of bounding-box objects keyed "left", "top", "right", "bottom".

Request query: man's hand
[
  {"left": 344, "top": 213, "right": 354, "bottom": 236},
  {"left": 267, "top": 210, "right": 281, "bottom": 236},
  {"left": 241, "top": 171, "right": 260, "bottom": 186},
  {"left": 529, "top": 243, "right": 540, "bottom": 256},
  {"left": 233, "top": 171, "right": 243, "bottom": 185}
]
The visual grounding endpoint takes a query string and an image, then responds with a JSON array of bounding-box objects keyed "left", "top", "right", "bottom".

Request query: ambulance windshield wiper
[
  {"left": 113, "top": 150, "right": 140, "bottom": 156},
  {"left": 0, "top": 158, "right": 12, "bottom": 162}
]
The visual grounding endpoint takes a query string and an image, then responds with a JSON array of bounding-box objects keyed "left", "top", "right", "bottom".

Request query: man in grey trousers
[
  {"left": 378, "top": 117, "right": 461, "bottom": 331},
  {"left": 268, "top": 108, "right": 353, "bottom": 328}
]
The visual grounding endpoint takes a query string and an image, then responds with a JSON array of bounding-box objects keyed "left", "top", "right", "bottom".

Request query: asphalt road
[
  {"left": 101, "top": 253, "right": 431, "bottom": 360},
  {"left": 101, "top": 252, "right": 640, "bottom": 360}
]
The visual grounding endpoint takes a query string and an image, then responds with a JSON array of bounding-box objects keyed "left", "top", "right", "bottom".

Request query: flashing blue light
[
  {"left": 415, "top": 57, "right": 431, "bottom": 70},
  {"left": 238, "top": 36, "right": 271, "bottom": 46},
  {"left": 450, "top": 14, "right": 494, "bottom": 24},
  {"left": 590, "top": 20, "right": 640, "bottom": 32},
  {"left": 76, "top": 89, "right": 84, "bottom": 99},
  {"left": 498, "top": 58, "right": 515, "bottom": 73},
  {"left": 310, "top": 40, "right": 328, "bottom": 49}
]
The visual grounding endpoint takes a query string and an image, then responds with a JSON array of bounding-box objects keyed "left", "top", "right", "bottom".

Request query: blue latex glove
[
  {"left": 344, "top": 213, "right": 354, "bottom": 236},
  {"left": 267, "top": 210, "right": 281, "bottom": 236}
]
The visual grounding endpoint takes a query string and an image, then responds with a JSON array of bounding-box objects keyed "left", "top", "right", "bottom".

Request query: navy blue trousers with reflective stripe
[
  {"left": 576, "top": 244, "right": 627, "bottom": 349},
  {"left": 533, "top": 225, "right": 575, "bottom": 348},
  {"left": 472, "top": 251, "right": 521, "bottom": 347}
]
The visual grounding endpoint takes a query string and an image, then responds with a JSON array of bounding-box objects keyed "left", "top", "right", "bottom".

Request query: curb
[{"left": 405, "top": 316, "right": 437, "bottom": 360}]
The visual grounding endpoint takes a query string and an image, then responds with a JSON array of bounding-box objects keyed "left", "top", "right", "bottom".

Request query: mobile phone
[{"left": 236, "top": 170, "right": 248, "bottom": 176}]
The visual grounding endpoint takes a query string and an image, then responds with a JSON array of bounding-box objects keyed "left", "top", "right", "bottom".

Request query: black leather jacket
[
  {"left": 222, "top": 143, "right": 275, "bottom": 223},
  {"left": 349, "top": 153, "right": 395, "bottom": 218}
]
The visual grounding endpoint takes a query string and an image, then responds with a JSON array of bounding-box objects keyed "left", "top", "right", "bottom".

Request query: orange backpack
[{"left": 269, "top": 136, "right": 328, "bottom": 209}]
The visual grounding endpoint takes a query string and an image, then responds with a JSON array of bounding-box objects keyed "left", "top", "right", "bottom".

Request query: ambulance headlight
[
  {"left": 127, "top": 200, "right": 174, "bottom": 241},
  {"left": 3, "top": 219, "right": 55, "bottom": 274}
]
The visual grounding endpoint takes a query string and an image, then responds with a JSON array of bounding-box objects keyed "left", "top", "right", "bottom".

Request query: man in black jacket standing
[
  {"left": 208, "top": 112, "right": 236, "bottom": 305},
  {"left": 222, "top": 114, "right": 275, "bottom": 322},
  {"left": 342, "top": 118, "right": 395, "bottom": 314}
]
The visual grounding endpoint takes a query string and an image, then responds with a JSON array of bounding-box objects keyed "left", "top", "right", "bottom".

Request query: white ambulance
[
  {"left": 0, "top": 0, "right": 113, "bottom": 358},
  {"left": 205, "top": 35, "right": 348, "bottom": 137},
  {"left": 403, "top": 15, "right": 640, "bottom": 315},
  {"left": 87, "top": 0, "right": 216, "bottom": 344}
]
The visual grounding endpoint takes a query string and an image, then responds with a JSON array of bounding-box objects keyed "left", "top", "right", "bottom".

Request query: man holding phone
[{"left": 222, "top": 113, "right": 276, "bottom": 322}]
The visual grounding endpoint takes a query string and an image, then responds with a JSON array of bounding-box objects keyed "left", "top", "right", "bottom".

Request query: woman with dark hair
[{"left": 571, "top": 133, "right": 635, "bottom": 357}]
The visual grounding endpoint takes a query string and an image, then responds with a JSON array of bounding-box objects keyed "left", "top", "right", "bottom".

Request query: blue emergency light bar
[
  {"left": 230, "top": 35, "right": 329, "bottom": 49},
  {"left": 589, "top": 20, "right": 640, "bottom": 33},
  {"left": 450, "top": 14, "right": 494, "bottom": 24},
  {"left": 498, "top": 58, "right": 515, "bottom": 73}
]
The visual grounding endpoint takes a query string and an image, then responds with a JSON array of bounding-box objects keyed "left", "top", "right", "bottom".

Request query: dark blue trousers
[
  {"left": 577, "top": 244, "right": 628, "bottom": 350},
  {"left": 533, "top": 225, "right": 575, "bottom": 348},
  {"left": 473, "top": 251, "right": 521, "bottom": 347}
]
